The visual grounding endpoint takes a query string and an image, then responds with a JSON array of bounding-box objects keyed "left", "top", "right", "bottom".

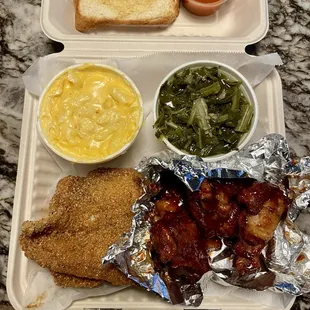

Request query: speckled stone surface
[
  {"left": 255, "top": 0, "right": 310, "bottom": 160},
  {"left": 0, "top": 0, "right": 61, "bottom": 307},
  {"left": 255, "top": 4, "right": 310, "bottom": 306},
  {"left": 0, "top": 0, "right": 309, "bottom": 309}
]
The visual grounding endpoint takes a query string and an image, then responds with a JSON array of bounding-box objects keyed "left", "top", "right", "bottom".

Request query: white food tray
[
  {"left": 41, "top": 0, "right": 268, "bottom": 51},
  {"left": 8, "top": 0, "right": 287, "bottom": 308},
  {"left": 7, "top": 50, "right": 286, "bottom": 310}
]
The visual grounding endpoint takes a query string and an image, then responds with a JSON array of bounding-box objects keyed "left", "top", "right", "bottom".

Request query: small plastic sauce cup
[{"left": 183, "top": 0, "right": 227, "bottom": 16}]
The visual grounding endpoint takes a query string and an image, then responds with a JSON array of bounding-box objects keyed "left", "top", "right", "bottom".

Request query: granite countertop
[{"left": 0, "top": 0, "right": 309, "bottom": 309}]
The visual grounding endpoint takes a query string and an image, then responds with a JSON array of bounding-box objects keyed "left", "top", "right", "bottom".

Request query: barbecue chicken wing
[
  {"left": 238, "top": 183, "right": 288, "bottom": 244},
  {"left": 150, "top": 176, "right": 288, "bottom": 281}
]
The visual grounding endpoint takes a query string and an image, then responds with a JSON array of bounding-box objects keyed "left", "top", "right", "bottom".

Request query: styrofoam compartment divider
[{"left": 8, "top": 1, "right": 290, "bottom": 309}]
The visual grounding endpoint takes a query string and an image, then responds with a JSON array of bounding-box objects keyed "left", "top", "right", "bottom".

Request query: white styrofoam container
[
  {"left": 41, "top": 0, "right": 268, "bottom": 51},
  {"left": 8, "top": 1, "right": 291, "bottom": 310},
  {"left": 7, "top": 53, "right": 286, "bottom": 310}
]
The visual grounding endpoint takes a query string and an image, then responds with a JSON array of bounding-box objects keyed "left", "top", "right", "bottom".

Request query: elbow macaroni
[{"left": 39, "top": 64, "right": 142, "bottom": 161}]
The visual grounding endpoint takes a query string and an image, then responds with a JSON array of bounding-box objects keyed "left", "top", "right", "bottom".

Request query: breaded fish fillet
[
  {"left": 51, "top": 272, "right": 103, "bottom": 288},
  {"left": 20, "top": 168, "right": 143, "bottom": 287}
]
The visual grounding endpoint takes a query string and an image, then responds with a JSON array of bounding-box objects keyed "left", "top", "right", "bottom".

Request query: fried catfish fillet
[
  {"left": 20, "top": 168, "right": 143, "bottom": 287},
  {"left": 51, "top": 272, "right": 103, "bottom": 288}
]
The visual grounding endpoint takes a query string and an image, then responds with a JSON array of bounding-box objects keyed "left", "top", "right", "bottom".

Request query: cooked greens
[{"left": 154, "top": 66, "right": 254, "bottom": 157}]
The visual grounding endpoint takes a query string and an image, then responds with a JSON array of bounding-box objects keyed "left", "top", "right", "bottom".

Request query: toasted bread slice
[{"left": 74, "top": 0, "right": 180, "bottom": 32}]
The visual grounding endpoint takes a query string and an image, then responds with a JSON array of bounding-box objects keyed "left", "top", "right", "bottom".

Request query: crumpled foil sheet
[{"left": 102, "top": 134, "right": 310, "bottom": 306}]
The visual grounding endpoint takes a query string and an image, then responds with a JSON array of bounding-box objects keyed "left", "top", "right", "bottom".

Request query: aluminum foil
[{"left": 102, "top": 134, "right": 310, "bottom": 306}]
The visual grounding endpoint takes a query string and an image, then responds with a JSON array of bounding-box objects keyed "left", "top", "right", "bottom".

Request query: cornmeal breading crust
[{"left": 20, "top": 168, "right": 143, "bottom": 287}]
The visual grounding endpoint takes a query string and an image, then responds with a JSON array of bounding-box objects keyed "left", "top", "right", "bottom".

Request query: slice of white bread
[{"left": 74, "top": 0, "right": 180, "bottom": 32}]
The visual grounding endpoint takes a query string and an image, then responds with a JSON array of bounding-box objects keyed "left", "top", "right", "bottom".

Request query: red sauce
[{"left": 182, "top": 0, "right": 226, "bottom": 16}]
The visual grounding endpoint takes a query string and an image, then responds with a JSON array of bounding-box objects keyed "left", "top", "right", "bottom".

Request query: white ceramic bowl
[
  {"left": 154, "top": 60, "right": 259, "bottom": 162},
  {"left": 37, "top": 63, "right": 144, "bottom": 164}
]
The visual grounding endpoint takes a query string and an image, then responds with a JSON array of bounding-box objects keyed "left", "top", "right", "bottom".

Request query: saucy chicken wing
[
  {"left": 150, "top": 175, "right": 288, "bottom": 283},
  {"left": 188, "top": 180, "right": 240, "bottom": 239},
  {"left": 238, "top": 184, "right": 288, "bottom": 244}
]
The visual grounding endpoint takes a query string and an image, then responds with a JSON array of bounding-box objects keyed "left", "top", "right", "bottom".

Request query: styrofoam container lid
[{"left": 41, "top": 0, "right": 269, "bottom": 51}]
